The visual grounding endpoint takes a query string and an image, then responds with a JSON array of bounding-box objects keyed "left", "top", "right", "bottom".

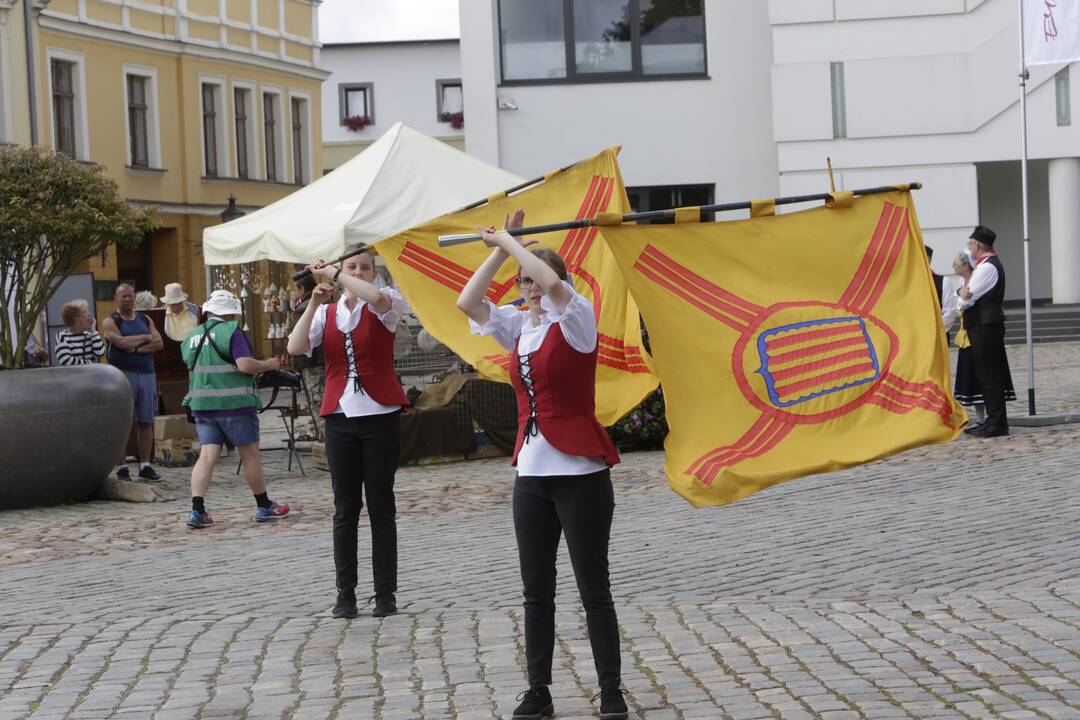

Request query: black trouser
[
  {"left": 968, "top": 322, "right": 1009, "bottom": 432},
  {"left": 324, "top": 411, "right": 400, "bottom": 596},
  {"left": 513, "top": 469, "right": 621, "bottom": 690}
]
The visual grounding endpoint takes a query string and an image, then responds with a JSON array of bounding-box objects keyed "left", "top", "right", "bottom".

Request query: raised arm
[
  {"left": 456, "top": 209, "right": 528, "bottom": 324},
  {"left": 287, "top": 282, "right": 332, "bottom": 356}
]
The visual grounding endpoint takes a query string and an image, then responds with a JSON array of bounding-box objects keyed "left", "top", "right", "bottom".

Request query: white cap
[{"left": 202, "top": 289, "right": 242, "bottom": 317}]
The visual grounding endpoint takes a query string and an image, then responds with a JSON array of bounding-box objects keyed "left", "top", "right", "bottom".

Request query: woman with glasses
[
  {"left": 287, "top": 246, "right": 408, "bottom": 621},
  {"left": 456, "top": 210, "right": 628, "bottom": 720}
]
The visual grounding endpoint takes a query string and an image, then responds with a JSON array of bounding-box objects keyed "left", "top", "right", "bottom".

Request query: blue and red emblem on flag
[{"left": 757, "top": 317, "right": 880, "bottom": 408}]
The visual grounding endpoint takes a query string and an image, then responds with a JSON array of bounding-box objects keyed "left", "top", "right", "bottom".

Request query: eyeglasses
[{"left": 516, "top": 276, "right": 535, "bottom": 288}]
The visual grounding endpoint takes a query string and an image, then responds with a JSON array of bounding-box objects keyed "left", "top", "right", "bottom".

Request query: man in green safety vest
[{"left": 180, "top": 289, "right": 290, "bottom": 529}]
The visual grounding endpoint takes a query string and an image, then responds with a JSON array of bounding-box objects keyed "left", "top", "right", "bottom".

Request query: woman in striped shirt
[{"left": 55, "top": 299, "right": 106, "bottom": 366}]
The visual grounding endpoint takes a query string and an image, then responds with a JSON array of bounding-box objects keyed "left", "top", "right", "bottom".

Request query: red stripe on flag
[
  {"left": 569, "top": 179, "right": 616, "bottom": 269},
  {"left": 399, "top": 253, "right": 468, "bottom": 293},
  {"left": 882, "top": 374, "right": 949, "bottom": 407},
  {"left": 559, "top": 176, "right": 603, "bottom": 261},
  {"left": 840, "top": 203, "right": 897, "bottom": 308},
  {"left": 688, "top": 416, "right": 794, "bottom": 485},
  {"left": 483, "top": 353, "right": 511, "bottom": 370},
  {"left": 773, "top": 361, "right": 877, "bottom": 398},
  {"left": 768, "top": 348, "right": 872, "bottom": 382},
  {"left": 766, "top": 334, "right": 867, "bottom": 366},
  {"left": 565, "top": 178, "right": 611, "bottom": 270},
  {"left": 765, "top": 323, "right": 862, "bottom": 351},
  {"left": 401, "top": 242, "right": 473, "bottom": 284},
  {"left": 640, "top": 245, "right": 763, "bottom": 318},
  {"left": 634, "top": 260, "right": 748, "bottom": 331},
  {"left": 850, "top": 205, "right": 907, "bottom": 313}
]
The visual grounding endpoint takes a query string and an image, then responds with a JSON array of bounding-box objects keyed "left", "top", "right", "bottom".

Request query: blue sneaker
[
  {"left": 186, "top": 509, "right": 214, "bottom": 529},
  {"left": 255, "top": 501, "right": 289, "bottom": 523}
]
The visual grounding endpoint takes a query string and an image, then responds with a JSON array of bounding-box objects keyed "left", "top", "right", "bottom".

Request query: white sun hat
[
  {"left": 202, "top": 289, "right": 243, "bottom": 317},
  {"left": 160, "top": 282, "right": 189, "bottom": 305}
]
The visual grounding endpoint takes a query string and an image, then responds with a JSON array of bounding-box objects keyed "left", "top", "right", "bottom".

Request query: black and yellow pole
[{"left": 437, "top": 182, "right": 922, "bottom": 248}]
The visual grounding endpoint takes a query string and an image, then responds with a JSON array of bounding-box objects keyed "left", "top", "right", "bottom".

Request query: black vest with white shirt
[{"left": 962, "top": 255, "right": 1006, "bottom": 328}]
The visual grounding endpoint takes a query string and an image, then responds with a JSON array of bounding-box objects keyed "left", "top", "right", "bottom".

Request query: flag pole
[
  {"left": 1018, "top": 0, "right": 1037, "bottom": 415},
  {"left": 438, "top": 183, "right": 922, "bottom": 247}
]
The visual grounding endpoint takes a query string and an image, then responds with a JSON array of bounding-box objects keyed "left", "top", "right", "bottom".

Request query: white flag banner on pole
[{"left": 1027, "top": 0, "right": 1080, "bottom": 65}]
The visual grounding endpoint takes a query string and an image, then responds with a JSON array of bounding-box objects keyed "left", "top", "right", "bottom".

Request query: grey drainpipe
[{"left": 23, "top": 0, "right": 38, "bottom": 144}]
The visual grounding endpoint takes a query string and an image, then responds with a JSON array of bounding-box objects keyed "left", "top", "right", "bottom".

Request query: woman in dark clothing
[{"left": 456, "top": 211, "right": 628, "bottom": 720}]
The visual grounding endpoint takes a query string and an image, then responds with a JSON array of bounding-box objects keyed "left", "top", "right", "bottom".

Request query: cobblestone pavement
[{"left": 1, "top": 345, "right": 1079, "bottom": 719}]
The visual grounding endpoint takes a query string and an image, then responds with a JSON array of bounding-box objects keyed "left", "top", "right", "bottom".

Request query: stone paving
[{"left": 1, "top": 344, "right": 1079, "bottom": 719}]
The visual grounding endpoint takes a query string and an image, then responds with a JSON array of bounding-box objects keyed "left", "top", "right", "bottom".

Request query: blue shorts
[
  {"left": 195, "top": 413, "right": 260, "bottom": 448},
  {"left": 122, "top": 370, "right": 157, "bottom": 425}
]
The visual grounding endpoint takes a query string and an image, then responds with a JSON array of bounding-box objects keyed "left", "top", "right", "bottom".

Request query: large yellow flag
[
  {"left": 375, "top": 148, "right": 658, "bottom": 425},
  {"left": 597, "top": 190, "right": 966, "bottom": 506}
]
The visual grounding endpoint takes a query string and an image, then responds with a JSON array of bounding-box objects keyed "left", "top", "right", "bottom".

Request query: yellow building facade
[{"left": 23, "top": 0, "right": 326, "bottom": 320}]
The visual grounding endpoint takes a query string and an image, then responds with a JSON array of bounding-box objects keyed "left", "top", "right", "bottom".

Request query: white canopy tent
[{"left": 202, "top": 122, "right": 521, "bottom": 266}]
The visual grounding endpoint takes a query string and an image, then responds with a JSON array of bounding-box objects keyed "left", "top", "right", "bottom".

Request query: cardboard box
[
  {"left": 311, "top": 441, "right": 329, "bottom": 472},
  {"left": 153, "top": 438, "right": 198, "bottom": 467},
  {"left": 154, "top": 414, "right": 197, "bottom": 441}
]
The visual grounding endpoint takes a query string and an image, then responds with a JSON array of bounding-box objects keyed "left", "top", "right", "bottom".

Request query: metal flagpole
[
  {"left": 1018, "top": 0, "right": 1037, "bottom": 415},
  {"left": 438, "top": 183, "right": 922, "bottom": 247}
]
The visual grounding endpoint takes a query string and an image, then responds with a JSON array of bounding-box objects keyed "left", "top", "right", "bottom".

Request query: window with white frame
[
  {"left": 46, "top": 49, "right": 88, "bottom": 159},
  {"left": 290, "top": 95, "right": 310, "bottom": 185},
  {"left": 200, "top": 80, "right": 227, "bottom": 178},
  {"left": 262, "top": 90, "right": 284, "bottom": 181},
  {"left": 338, "top": 83, "right": 373, "bottom": 125},
  {"left": 234, "top": 86, "right": 255, "bottom": 179},
  {"left": 123, "top": 66, "right": 160, "bottom": 169},
  {"left": 436, "top": 79, "right": 463, "bottom": 126}
]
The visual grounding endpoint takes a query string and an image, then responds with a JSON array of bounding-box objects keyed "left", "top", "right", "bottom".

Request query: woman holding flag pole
[
  {"left": 287, "top": 246, "right": 409, "bottom": 621},
  {"left": 456, "top": 210, "right": 628, "bottom": 720}
]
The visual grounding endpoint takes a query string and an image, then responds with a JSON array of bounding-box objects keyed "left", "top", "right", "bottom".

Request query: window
[
  {"left": 830, "top": 61, "right": 847, "bottom": 139},
  {"left": 52, "top": 60, "right": 76, "bottom": 156},
  {"left": 202, "top": 83, "right": 220, "bottom": 177},
  {"left": 338, "top": 83, "right": 373, "bottom": 124},
  {"left": 234, "top": 87, "right": 251, "bottom": 179},
  {"left": 436, "top": 79, "right": 463, "bottom": 124},
  {"left": 123, "top": 68, "right": 160, "bottom": 170},
  {"left": 498, "top": 0, "right": 706, "bottom": 83},
  {"left": 1057, "top": 67, "right": 1071, "bottom": 127},
  {"left": 626, "top": 184, "right": 715, "bottom": 224},
  {"left": 291, "top": 97, "right": 308, "bottom": 185},
  {"left": 263, "top": 92, "right": 282, "bottom": 181},
  {"left": 127, "top": 75, "right": 149, "bottom": 167}
]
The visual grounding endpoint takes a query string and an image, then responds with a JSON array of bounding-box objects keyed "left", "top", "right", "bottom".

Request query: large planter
[{"left": 0, "top": 364, "right": 132, "bottom": 510}]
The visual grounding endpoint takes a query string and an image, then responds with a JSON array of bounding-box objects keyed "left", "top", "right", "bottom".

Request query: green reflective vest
[{"left": 180, "top": 319, "right": 258, "bottom": 412}]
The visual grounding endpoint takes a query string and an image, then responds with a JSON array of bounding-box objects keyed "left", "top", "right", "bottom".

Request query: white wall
[
  {"left": 320, "top": 40, "right": 462, "bottom": 145},
  {"left": 460, "top": 0, "right": 778, "bottom": 200},
  {"left": 771, "top": 0, "right": 1078, "bottom": 294},
  {"left": 978, "top": 160, "right": 1053, "bottom": 302}
]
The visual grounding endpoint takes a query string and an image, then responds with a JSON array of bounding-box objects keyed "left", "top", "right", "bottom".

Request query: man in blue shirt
[{"left": 103, "top": 283, "right": 165, "bottom": 480}]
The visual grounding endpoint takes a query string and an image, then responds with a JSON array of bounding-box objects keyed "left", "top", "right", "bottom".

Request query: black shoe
[
  {"left": 595, "top": 687, "right": 629, "bottom": 720},
  {"left": 372, "top": 594, "right": 397, "bottom": 618},
  {"left": 116, "top": 466, "right": 130, "bottom": 481},
  {"left": 138, "top": 465, "right": 162, "bottom": 481},
  {"left": 332, "top": 589, "right": 358, "bottom": 619},
  {"left": 971, "top": 424, "right": 1009, "bottom": 438},
  {"left": 512, "top": 685, "right": 553, "bottom": 719}
]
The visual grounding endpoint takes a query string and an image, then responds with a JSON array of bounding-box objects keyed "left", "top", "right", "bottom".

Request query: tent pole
[{"left": 439, "top": 183, "right": 923, "bottom": 247}]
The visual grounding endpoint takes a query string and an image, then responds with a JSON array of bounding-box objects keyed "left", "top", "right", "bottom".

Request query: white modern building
[
  {"left": 457, "top": 0, "right": 1079, "bottom": 303},
  {"left": 771, "top": 0, "right": 1078, "bottom": 304},
  {"left": 460, "top": 0, "right": 778, "bottom": 218},
  {"left": 320, "top": 39, "right": 464, "bottom": 172}
]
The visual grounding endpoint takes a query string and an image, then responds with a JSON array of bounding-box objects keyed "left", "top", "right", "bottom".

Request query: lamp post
[{"left": 218, "top": 196, "right": 248, "bottom": 330}]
